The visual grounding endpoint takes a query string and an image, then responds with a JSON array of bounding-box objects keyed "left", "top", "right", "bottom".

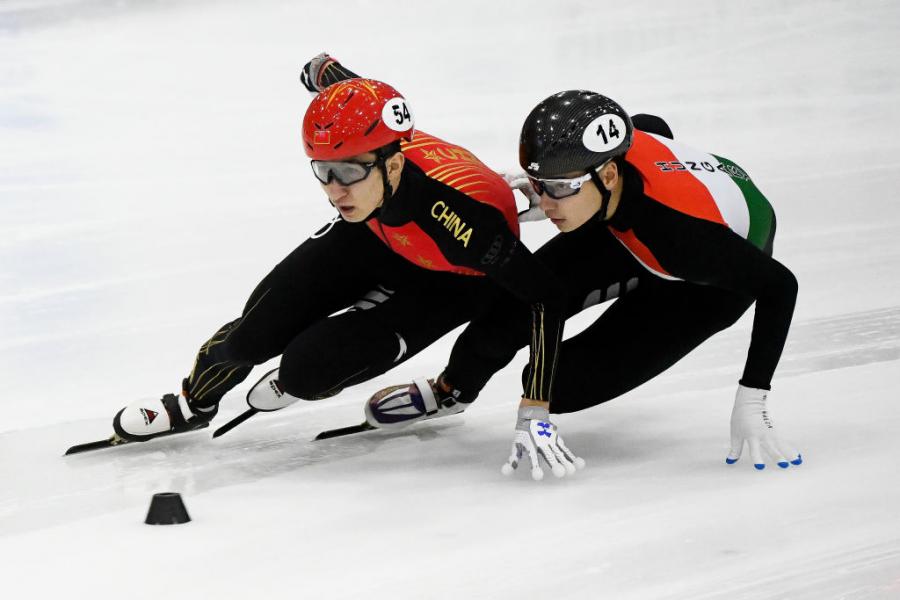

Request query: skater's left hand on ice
[
  {"left": 501, "top": 171, "right": 547, "bottom": 223},
  {"left": 726, "top": 384, "right": 802, "bottom": 470},
  {"left": 501, "top": 402, "right": 585, "bottom": 480}
]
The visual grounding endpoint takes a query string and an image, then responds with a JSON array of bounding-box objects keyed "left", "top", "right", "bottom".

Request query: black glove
[{"left": 299, "top": 52, "right": 361, "bottom": 94}]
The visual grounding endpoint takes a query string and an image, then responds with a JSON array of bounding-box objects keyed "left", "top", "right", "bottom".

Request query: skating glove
[
  {"left": 501, "top": 171, "right": 547, "bottom": 223},
  {"left": 300, "top": 52, "right": 361, "bottom": 94},
  {"left": 501, "top": 405, "right": 585, "bottom": 480},
  {"left": 726, "top": 384, "right": 802, "bottom": 470}
]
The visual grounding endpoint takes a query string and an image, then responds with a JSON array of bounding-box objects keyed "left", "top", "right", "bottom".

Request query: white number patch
[
  {"left": 382, "top": 98, "right": 414, "bottom": 132},
  {"left": 582, "top": 114, "right": 628, "bottom": 153}
]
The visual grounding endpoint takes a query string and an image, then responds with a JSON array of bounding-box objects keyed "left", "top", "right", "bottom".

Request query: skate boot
[
  {"left": 112, "top": 389, "right": 217, "bottom": 442},
  {"left": 364, "top": 374, "right": 475, "bottom": 429}
]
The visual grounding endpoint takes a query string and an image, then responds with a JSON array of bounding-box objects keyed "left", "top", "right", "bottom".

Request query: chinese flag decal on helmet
[
  {"left": 313, "top": 130, "right": 331, "bottom": 145},
  {"left": 302, "top": 78, "right": 416, "bottom": 161}
]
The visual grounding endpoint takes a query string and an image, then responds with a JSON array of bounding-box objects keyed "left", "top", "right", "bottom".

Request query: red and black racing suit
[{"left": 183, "top": 133, "right": 563, "bottom": 408}]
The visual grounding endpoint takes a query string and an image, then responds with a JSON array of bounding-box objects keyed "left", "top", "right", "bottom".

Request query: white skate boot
[
  {"left": 113, "top": 391, "right": 217, "bottom": 442},
  {"left": 364, "top": 375, "right": 474, "bottom": 429}
]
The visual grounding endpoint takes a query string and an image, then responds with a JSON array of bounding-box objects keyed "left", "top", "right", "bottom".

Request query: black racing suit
[
  {"left": 444, "top": 159, "right": 797, "bottom": 414},
  {"left": 184, "top": 160, "right": 563, "bottom": 409}
]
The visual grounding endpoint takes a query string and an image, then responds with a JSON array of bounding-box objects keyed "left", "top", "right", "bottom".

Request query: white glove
[
  {"left": 501, "top": 171, "right": 546, "bottom": 223},
  {"left": 726, "top": 384, "right": 802, "bottom": 470},
  {"left": 501, "top": 405, "right": 585, "bottom": 480}
]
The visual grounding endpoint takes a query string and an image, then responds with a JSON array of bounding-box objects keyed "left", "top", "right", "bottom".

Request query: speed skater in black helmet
[{"left": 372, "top": 88, "right": 800, "bottom": 480}]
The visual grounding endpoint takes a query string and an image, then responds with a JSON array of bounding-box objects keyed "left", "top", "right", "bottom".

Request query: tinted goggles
[
  {"left": 528, "top": 173, "right": 593, "bottom": 200},
  {"left": 310, "top": 160, "right": 378, "bottom": 186},
  {"left": 528, "top": 159, "right": 612, "bottom": 200}
]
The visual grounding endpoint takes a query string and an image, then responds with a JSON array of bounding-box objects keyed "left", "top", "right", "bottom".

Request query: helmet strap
[
  {"left": 375, "top": 147, "right": 399, "bottom": 203},
  {"left": 379, "top": 157, "right": 393, "bottom": 201},
  {"left": 589, "top": 169, "right": 612, "bottom": 222}
]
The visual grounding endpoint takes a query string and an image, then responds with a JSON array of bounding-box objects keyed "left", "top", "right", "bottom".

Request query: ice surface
[{"left": 2, "top": 1, "right": 899, "bottom": 598}]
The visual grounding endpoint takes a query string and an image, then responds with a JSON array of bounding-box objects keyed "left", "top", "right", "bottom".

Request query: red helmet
[{"left": 302, "top": 78, "right": 415, "bottom": 161}]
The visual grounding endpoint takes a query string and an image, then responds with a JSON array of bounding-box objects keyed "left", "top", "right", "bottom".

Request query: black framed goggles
[{"left": 310, "top": 160, "right": 378, "bottom": 186}]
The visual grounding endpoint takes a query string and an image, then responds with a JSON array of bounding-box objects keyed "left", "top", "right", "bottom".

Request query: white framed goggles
[{"left": 528, "top": 159, "right": 612, "bottom": 199}]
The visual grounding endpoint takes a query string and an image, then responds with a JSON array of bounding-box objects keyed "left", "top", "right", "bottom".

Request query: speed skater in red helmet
[
  {"left": 301, "top": 77, "right": 414, "bottom": 222},
  {"left": 108, "top": 53, "right": 565, "bottom": 448}
]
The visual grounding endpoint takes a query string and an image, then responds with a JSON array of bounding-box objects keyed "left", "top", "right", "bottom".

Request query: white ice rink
[{"left": 2, "top": 1, "right": 899, "bottom": 598}]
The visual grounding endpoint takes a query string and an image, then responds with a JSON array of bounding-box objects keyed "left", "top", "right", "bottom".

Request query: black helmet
[{"left": 519, "top": 90, "right": 634, "bottom": 178}]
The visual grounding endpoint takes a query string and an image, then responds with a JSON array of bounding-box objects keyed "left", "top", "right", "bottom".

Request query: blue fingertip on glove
[
  {"left": 725, "top": 457, "right": 738, "bottom": 465},
  {"left": 777, "top": 461, "right": 789, "bottom": 469},
  {"left": 791, "top": 454, "right": 803, "bottom": 466},
  {"left": 754, "top": 463, "right": 765, "bottom": 470}
]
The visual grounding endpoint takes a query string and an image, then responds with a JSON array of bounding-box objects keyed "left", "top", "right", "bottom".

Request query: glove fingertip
[
  {"left": 725, "top": 457, "right": 739, "bottom": 465},
  {"left": 574, "top": 457, "right": 586, "bottom": 470},
  {"left": 551, "top": 464, "right": 566, "bottom": 478},
  {"left": 501, "top": 463, "right": 515, "bottom": 476},
  {"left": 531, "top": 468, "right": 544, "bottom": 481},
  {"left": 777, "top": 461, "right": 790, "bottom": 469},
  {"left": 754, "top": 463, "right": 766, "bottom": 471},
  {"left": 791, "top": 454, "right": 803, "bottom": 466}
]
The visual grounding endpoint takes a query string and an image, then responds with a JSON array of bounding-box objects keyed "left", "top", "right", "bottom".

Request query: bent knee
[
  {"left": 279, "top": 339, "right": 370, "bottom": 401},
  {"left": 277, "top": 356, "right": 346, "bottom": 401}
]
